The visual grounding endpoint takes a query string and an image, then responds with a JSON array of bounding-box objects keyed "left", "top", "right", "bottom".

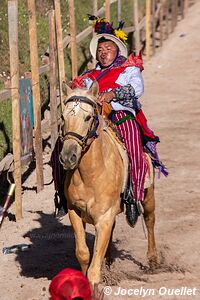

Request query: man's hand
[{"left": 97, "top": 91, "right": 115, "bottom": 106}]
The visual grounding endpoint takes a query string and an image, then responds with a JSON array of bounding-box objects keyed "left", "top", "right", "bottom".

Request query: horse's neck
[{"left": 78, "top": 119, "right": 110, "bottom": 181}]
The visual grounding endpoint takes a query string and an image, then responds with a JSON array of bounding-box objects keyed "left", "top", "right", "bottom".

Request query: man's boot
[{"left": 125, "top": 200, "right": 140, "bottom": 227}]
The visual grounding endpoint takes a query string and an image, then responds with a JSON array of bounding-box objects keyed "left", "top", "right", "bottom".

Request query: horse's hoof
[
  {"left": 148, "top": 256, "right": 159, "bottom": 269},
  {"left": 105, "top": 257, "right": 113, "bottom": 268}
]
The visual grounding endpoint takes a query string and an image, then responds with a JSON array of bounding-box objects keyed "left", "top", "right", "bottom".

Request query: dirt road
[{"left": 0, "top": 2, "right": 200, "bottom": 300}]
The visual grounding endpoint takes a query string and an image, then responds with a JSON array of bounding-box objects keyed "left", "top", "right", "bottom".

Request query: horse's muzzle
[{"left": 59, "top": 144, "right": 80, "bottom": 170}]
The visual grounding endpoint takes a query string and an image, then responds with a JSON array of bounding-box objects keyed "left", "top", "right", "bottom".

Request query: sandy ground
[{"left": 1, "top": 2, "right": 200, "bottom": 300}]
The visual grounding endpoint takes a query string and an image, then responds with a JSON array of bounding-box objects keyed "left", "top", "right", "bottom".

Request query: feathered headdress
[{"left": 88, "top": 15, "right": 128, "bottom": 43}]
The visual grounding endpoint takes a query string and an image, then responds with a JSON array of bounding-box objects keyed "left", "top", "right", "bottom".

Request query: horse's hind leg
[
  {"left": 143, "top": 184, "right": 158, "bottom": 267},
  {"left": 68, "top": 209, "right": 90, "bottom": 274}
]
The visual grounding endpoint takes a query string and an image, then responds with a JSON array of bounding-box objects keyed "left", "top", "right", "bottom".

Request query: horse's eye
[{"left": 85, "top": 115, "right": 92, "bottom": 122}]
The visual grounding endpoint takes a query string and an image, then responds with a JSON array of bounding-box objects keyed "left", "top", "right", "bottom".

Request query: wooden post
[
  {"left": 145, "top": 0, "right": 151, "bottom": 60},
  {"left": 105, "top": 0, "right": 110, "bottom": 21},
  {"left": 93, "top": 0, "right": 98, "bottom": 16},
  {"left": 54, "top": 0, "right": 65, "bottom": 111},
  {"left": 92, "top": 0, "right": 98, "bottom": 68},
  {"left": 171, "top": 0, "right": 176, "bottom": 33},
  {"left": 118, "top": 0, "right": 122, "bottom": 22},
  {"left": 159, "top": 0, "right": 163, "bottom": 47},
  {"left": 27, "top": 0, "right": 44, "bottom": 193},
  {"left": 48, "top": 10, "right": 58, "bottom": 151},
  {"left": 165, "top": 0, "right": 169, "bottom": 39},
  {"left": 184, "top": 0, "right": 189, "bottom": 16},
  {"left": 151, "top": 0, "right": 156, "bottom": 55},
  {"left": 180, "top": 0, "right": 184, "bottom": 19},
  {"left": 8, "top": 0, "right": 22, "bottom": 220},
  {"left": 133, "top": 0, "right": 140, "bottom": 54},
  {"left": 69, "top": 0, "right": 78, "bottom": 79},
  {"left": 174, "top": 0, "right": 178, "bottom": 27}
]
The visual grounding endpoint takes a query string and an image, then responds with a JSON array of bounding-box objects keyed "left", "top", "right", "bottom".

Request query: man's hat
[
  {"left": 88, "top": 16, "right": 128, "bottom": 59},
  {"left": 49, "top": 268, "right": 92, "bottom": 300}
]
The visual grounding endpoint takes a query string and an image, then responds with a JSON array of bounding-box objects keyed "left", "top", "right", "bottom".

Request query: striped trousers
[{"left": 114, "top": 111, "right": 148, "bottom": 201}]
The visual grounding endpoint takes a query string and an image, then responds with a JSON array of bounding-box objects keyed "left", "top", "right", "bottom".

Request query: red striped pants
[{"left": 114, "top": 111, "right": 148, "bottom": 201}]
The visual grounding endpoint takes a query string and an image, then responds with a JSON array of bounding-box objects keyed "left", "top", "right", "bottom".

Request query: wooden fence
[
  {"left": 0, "top": 0, "right": 195, "bottom": 102},
  {"left": 0, "top": 0, "right": 195, "bottom": 219}
]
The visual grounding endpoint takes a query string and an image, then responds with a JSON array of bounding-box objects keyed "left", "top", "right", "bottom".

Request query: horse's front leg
[
  {"left": 68, "top": 208, "right": 90, "bottom": 274},
  {"left": 87, "top": 210, "right": 116, "bottom": 286},
  {"left": 105, "top": 221, "right": 115, "bottom": 267},
  {"left": 143, "top": 184, "right": 158, "bottom": 267}
]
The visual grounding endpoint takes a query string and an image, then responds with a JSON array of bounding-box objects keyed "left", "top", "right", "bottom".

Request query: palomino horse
[{"left": 59, "top": 82, "right": 157, "bottom": 286}]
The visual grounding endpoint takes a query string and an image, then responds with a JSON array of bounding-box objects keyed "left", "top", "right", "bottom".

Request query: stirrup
[{"left": 136, "top": 200, "right": 144, "bottom": 215}]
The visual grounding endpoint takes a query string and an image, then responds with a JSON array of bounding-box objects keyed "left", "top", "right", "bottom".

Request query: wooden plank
[
  {"left": 105, "top": 0, "right": 110, "bottom": 21},
  {"left": 171, "top": 0, "right": 176, "bottom": 33},
  {"left": 62, "top": 0, "right": 118, "bottom": 48},
  {"left": 27, "top": 0, "right": 44, "bottom": 193},
  {"left": 184, "top": 0, "right": 189, "bottom": 16},
  {"left": 118, "top": 0, "right": 122, "bottom": 22},
  {"left": 39, "top": 64, "right": 50, "bottom": 75},
  {"left": 124, "top": 26, "right": 134, "bottom": 33},
  {"left": 69, "top": 0, "right": 78, "bottom": 79},
  {"left": 139, "top": 16, "right": 146, "bottom": 30},
  {"left": 159, "top": 0, "right": 164, "bottom": 47},
  {"left": 0, "top": 89, "right": 11, "bottom": 102},
  {"left": 38, "top": 0, "right": 118, "bottom": 78},
  {"left": 54, "top": 0, "right": 65, "bottom": 111},
  {"left": 145, "top": 0, "right": 151, "bottom": 60},
  {"left": 127, "top": 2, "right": 160, "bottom": 37},
  {"left": 180, "top": 0, "right": 184, "bottom": 19},
  {"left": 93, "top": 0, "right": 98, "bottom": 15},
  {"left": 151, "top": 0, "right": 156, "bottom": 55},
  {"left": 48, "top": 10, "right": 58, "bottom": 151},
  {"left": 174, "top": 0, "right": 178, "bottom": 26},
  {"left": 133, "top": 0, "right": 140, "bottom": 54},
  {"left": 8, "top": 0, "right": 22, "bottom": 220},
  {"left": 137, "top": 4, "right": 160, "bottom": 34},
  {"left": 165, "top": 0, "right": 169, "bottom": 39},
  {"left": 92, "top": 0, "right": 98, "bottom": 68}
]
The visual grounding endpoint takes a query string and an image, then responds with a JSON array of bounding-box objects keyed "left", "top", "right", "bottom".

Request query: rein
[{"left": 60, "top": 95, "right": 99, "bottom": 150}]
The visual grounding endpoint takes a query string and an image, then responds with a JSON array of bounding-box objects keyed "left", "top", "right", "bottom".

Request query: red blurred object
[{"left": 49, "top": 268, "right": 92, "bottom": 300}]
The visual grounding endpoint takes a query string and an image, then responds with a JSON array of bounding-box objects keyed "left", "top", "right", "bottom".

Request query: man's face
[{"left": 96, "top": 40, "right": 118, "bottom": 67}]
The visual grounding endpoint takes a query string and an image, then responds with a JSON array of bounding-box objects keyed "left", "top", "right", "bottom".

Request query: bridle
[{"left": 60, "top": 95, "right": 99, "bottom": 151}]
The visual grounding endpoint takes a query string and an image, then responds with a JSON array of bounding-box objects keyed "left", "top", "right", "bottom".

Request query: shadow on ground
[{"left": 15, "top": 211, "right": 142, "bottom": 281}]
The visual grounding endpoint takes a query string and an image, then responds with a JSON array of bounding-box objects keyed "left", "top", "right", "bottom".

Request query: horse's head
[{"left": 59, "top": 82, "right": 99, "bottom": 170}]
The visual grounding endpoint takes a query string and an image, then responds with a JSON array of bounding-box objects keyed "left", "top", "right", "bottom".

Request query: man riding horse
[
  {"left": 70, "top": 16, "right": 167, "bottom": 227},
  {"left": 53, "top": 16, "right": 168, "bottom": 286}
]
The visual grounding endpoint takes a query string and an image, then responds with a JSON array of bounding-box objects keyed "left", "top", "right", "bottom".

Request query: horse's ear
[
  {"left": 62, "top": 81, "right": 72, "bottom": 96},
  {"left": 88, "top": 81, "right": 99, "bottom": 98}
]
